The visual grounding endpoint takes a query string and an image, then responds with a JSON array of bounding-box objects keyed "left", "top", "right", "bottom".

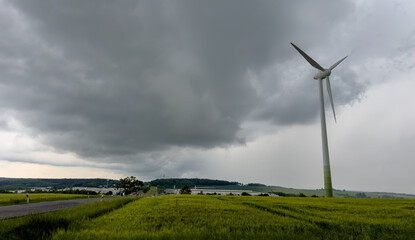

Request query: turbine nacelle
[{"left": 313, "top": 69, "right": 331, "bottom": 80}]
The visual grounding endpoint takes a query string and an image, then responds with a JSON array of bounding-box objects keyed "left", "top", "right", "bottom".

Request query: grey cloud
[{"left": 0, "top": 0, "right": 361, "bottom": 160}]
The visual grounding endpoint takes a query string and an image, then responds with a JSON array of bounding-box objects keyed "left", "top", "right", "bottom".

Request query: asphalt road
[{"left": 0, "top": 198, "right": 109, "bottom": 219}]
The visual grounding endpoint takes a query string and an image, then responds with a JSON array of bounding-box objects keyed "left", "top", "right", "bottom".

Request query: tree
[
  {"left": 115, "top": 176, "right": 143, "bottom": 195},
  {"left": 180, "top": 185, "right": 191, "bottom": 194},
  {"left": 142, "top": 187, "right": 151, "bottom": 193},
  {"left": 356, "top": 192, "right": 367, "bottom": 198}
]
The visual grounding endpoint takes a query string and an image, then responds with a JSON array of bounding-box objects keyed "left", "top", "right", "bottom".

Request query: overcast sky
[{"left": 0, "top": 0, "right": 414, "bottom": 194}]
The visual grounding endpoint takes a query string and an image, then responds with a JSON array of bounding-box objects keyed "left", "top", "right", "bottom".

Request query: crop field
[
  {"left": 0, "top": 193, "right": 97, "bottom": 206},
  {"left": 49, "top": 195, "right": 415, "bottom": 239}
]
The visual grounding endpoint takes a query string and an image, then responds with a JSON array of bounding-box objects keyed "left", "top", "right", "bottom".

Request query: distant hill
[
  {"left": 0, "top": 178, "right": 118, "bottom": 190},
  {"left": 149, "top": 178, "right": 415, "bottom": 199},
  {"left": 149, "top": 178, "right": 240, "bottom": 188},
  {"left": 203, "top": 185, "right": 415, "bottom": 199},
  {"left": 1, "top": 177, "right": 414, "bottom": 199}
]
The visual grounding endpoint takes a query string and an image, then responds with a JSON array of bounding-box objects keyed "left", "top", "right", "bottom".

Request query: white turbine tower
[{"left": 291, "top": 42, "right": 347, "bottom": 198}]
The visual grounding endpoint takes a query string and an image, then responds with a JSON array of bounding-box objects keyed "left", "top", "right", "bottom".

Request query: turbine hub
[{"left": 313, "top": 69, "right": 331, "bottom": 80}]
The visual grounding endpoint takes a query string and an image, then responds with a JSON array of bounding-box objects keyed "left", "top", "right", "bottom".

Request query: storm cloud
[
  {"left": 0, "top": 0, "right": 362, "bottom": 158},
  {"left": 1, "top": 0, "right": 414, "bottom": 193}
]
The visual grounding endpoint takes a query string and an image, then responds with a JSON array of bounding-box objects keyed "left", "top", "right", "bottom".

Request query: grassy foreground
[
  {"left": 0, "top": 193, "right": 99, "bottom": 207},
  {"left": 51, "top": 195, "right": 415, "bottom": 239},
  {"left": 0, "top": 197, "right": 137, "bottom": 239}
]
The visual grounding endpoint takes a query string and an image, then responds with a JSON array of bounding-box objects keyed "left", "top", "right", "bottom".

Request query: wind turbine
[{"left": 291, "top": 42, "right": 347, "bottom": 198}]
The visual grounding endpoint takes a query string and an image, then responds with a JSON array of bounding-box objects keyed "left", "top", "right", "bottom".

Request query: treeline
[
  {"left": 246, "top": 183, "right": 267, "bottom": 187},
  {"left": 0, "top": 188, "right": 110, "bottom": 195},
  {"left": 0, "top": 178, "right": 119, "bottom": 190},
  {"left": 149, "top": 178, "right": 240, "bottom": 188},
  {"left": 30, "top": 189, "right": 102, "bottom": 195},
  {"left": 1, "top": 177, "right": 241, "bottom": 191}
]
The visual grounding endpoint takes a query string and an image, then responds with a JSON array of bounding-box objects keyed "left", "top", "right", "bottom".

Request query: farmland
[
  {"left": 1, "top": 194, "right": 414, "bottom": 239},
  {"left": 49, "top": 195, "right": 415, "bottom": 239},
  {"left": 0, "top": 193, "right": 98, "bottom": 207}
]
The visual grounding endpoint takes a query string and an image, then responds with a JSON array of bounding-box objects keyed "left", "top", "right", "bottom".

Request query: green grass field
[
  {"left": 1, "top": 195, "right": 414, "bottom": 239},
  {"left": 0, "top": 193, "right": 99, "bottom": 206},
  {"left": 49, "top": 195, "right": 415, "bottom": 239}
]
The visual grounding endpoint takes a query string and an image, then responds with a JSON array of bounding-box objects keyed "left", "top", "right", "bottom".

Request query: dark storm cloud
[{"left": 0, "top": 0, "right": 361, "bottom": 158}]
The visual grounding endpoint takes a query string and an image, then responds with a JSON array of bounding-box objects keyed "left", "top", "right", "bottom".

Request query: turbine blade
[
  {"left": 290, "top": 42, "right": 325, "bottom": 71},
  {"left": 329, "top": 56, "right": 347, "bottom": 70},
  {"left": 326, "top": 76, "right": 336, "bottom": 122}
]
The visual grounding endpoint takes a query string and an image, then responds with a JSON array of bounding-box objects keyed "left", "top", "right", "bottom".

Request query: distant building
[
  {"left": 191, "top": 188, "right": 262, "bottom": 196},
  {"left": 164, "top": 188, "right": 266, "bottom": 196},
  {"left": 17, "top": 187, "right": 53, "bottom": 193},
  {"left": 268, "top": 193, "right": 279, "bottom": 197},
  {"left": 63, "top": 187, "right": 122, "bottom": 195},
  {"left": 164, "top": 188, "right": 180, "bottom": 195}
]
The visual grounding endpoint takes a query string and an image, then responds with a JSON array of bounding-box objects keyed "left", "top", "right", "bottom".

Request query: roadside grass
[
  {"left": 0, "top": 197, "right": 138, "bottom": 240},
  {"left": 0, "top": 193, "right": 99, "bottom": 207},
  {"left": 143, "top": 187, "right": 158, "bottom": 197}
]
